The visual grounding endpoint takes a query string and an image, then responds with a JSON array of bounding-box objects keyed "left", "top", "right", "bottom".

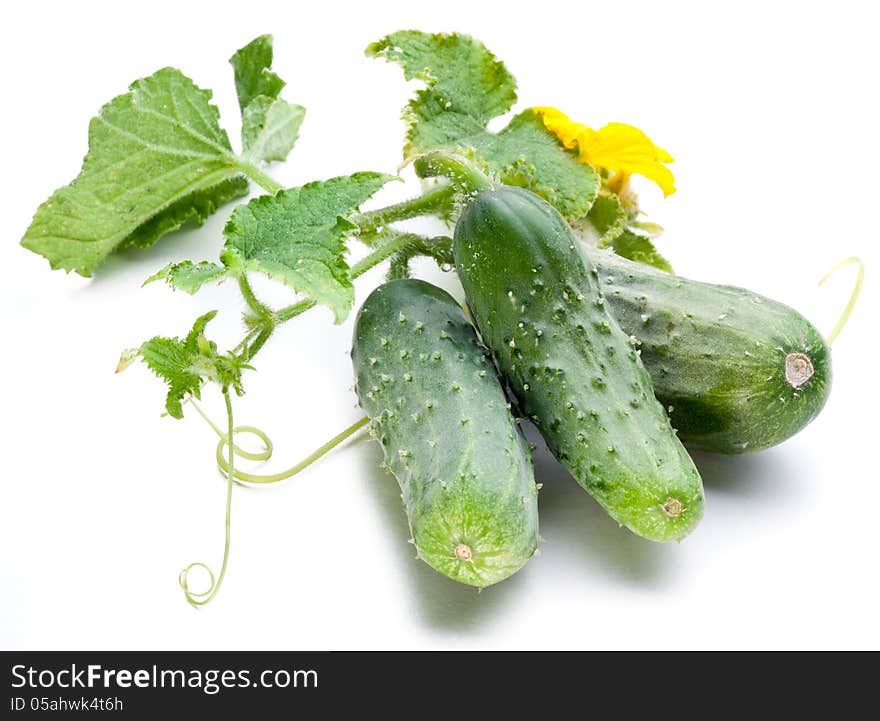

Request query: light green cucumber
[
  {"left": 351, "top": 279, "right": 539, "bottom": 587},
  {"left": 454, "top": 185, "right": 705, "bottom": 542}
]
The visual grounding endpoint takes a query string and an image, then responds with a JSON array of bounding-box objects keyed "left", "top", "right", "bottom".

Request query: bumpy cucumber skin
[
  {"left": 582, "top": 247, "right": 832, "bottom": 454},
  {"left": 454, "top": 187, "right": 704, "bottom": 542},
  {"left": 352, "top": 279, "right": 539, "bottom": 587}
]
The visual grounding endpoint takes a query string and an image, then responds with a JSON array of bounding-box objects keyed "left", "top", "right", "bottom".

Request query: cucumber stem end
[
  {"left": 785, "top": 352, "right": 814, "bottom": 388},
  {"left": 454, "top": 543, "right": 474, "bottom": 562},
  {"left": 661, "top": 498, "right": 683, "bottom": 518}
]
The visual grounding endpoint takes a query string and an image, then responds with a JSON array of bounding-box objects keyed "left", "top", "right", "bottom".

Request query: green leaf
[
  {"left": 124, "top": 176, "right": 248, "bottom": 250},
  {"left": 230, "top": 35, "right": 285, "bottom": 111},
  {"left": 21, "top": 68, "right": 246, "bottom": 276},
  {"left": 145, "top": 260, "right": 228, "bottom": 294},
  {"left": 479, "top": 110, "right": 600, "bottom": 220},
  {"left": 137, "top": 311, "right": 220, "bottom": 418},
  {"left": 230, "top": 35, "right": 304, "bottom": 164},
  {"left": 571, "top": 194, "right": 672, "bottom": 271},
  {"left": 608, "top": 230, "right": 673, "bottom": 273},
  {"left": 221, "top": 172, "right": 394, "bottom": 322},
  {"left": 368, "top": 31, "right": 599, "bottom": 219},
  {"left": 579, "top": 194, "right": 628, "bottom": 246},
  {"left": 629, "top": 219, "right": 665, "bottom": 238},
  {"left": 367, "top": 31, "right": 517, "bottom": 153},
  {"left": 241, "top": 95, "right": 305, "bottom": 163}
]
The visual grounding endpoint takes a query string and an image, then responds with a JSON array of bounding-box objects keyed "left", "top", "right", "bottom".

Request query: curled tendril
[
  {"left": 178, "top": 562, "right": 216, "bottom": 602},
  {"left": 218, "top": 426, "right": 273, "bottom": 464},
  {"left": 214, "top": 417, "right": 369, "bottom": 484},
  {"left": 179, "top": 389, "right": 237, "bottom": 607},
  {"left": 188, "top": 398, "right": 369, "bottom": 485},
  {"left": 819, "top": 256, "right": 864, "bottom": 345},
  {"left": 179, "top": 398, "right": 368, "bottom": 605}
]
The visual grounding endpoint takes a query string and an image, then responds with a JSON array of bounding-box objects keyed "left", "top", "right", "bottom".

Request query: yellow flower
[{"left": 533, "top": 107, "right": 676, "bottom": 197}]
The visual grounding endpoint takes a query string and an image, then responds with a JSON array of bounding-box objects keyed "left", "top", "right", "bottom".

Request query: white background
[{"left": 1, "top": 0, "right": 878, "bottom": 650}]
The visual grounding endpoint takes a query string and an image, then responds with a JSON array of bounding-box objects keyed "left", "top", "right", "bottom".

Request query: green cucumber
[
  {"left": 583, "top": 247, "right": 832, "bottom": 453},
  {"left": 351, "top": 279, "right": 539, "bottom": 587},
  {"left": 454, "top": 185, "right": 705, "bottom": 542}
]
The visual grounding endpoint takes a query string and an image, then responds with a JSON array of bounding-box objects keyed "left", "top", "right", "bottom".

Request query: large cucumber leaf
[{"left": 21, "top": 69, "right": 248, "bottom": 276}]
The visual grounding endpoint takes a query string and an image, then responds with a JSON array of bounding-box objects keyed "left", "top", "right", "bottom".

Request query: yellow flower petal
[
  {"left": 532, "top": 106, "right": 589, "bottom": 153},
  {"left": 533, "top": 108, "right": 676, "bottom": 196}
]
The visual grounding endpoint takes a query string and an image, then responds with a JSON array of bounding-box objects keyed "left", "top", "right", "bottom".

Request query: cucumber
[
  {"left": 583, "top": 247, "right": 832, "bottom": 453},
  {"left": 454, "top": 186, "right": 704, "bottom": 542},
  {"left": 351, "top": 279, "right": 539, "bottom": 587}
]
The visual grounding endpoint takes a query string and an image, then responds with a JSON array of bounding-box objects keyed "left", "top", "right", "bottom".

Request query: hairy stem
[
  {"left": 413, "top": 151, "right": 495, "bottom": 193},
  {"left": 354, "top": 183, "right": 456, "bottom": 236},
  {"left": 238, "top": 274, "right": 275, "bottom": 321},
  {"left": 350, "top": 231, "right": 425, "bottom": 278},
  {"left": 243, "top": 325, "right": 275, "bottom": 361},
  {"left": 236, "top": 160, "right": 284, "bottom": 195},
  {"left": 275, "top": 299, "right": 316, "bottom": 325}
]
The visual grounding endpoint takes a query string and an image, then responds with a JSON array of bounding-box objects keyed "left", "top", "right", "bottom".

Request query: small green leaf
[
  {"left": 629, "top": 219, "right": 665, "bottom": 238},
  {"left": 137, "top": 311, "right": 220, "bottom": 418},
  {"left": 230, "top": 35, "right": 304, "bottom": 164},
  {"left": 230, "top": 35, "right": 285, "bottom": 111},
  {"left": 581, "top": 194, "right": 628, "bottom": 246},
  {"left": 221, "top": 172, "right": 394, "bottom": 322},
  {"left": 608, "top": 230, "right": 673, "bottom": 273},
  {"left": 21, "top": 68, "right": 246, "bottom": 276},
  {"left": 369, "top": 31, "right": 598, "bottom": 219},
  {"left": 241, "top": 96, "right": 305, "bottom": 163},
  {"left": 145, "top": 260, "right": 228, "bottom": 294}
]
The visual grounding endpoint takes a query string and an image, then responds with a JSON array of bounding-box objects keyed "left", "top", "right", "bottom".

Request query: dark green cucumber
[
  {"left": 454, "top": 186, "right": 704, "bottom": 542},
  {"left": 582, "top": 247, "right": 832, "bottom": 453},
  {"left": 351, "top": 279, "right": 539, "bottom": 587}
]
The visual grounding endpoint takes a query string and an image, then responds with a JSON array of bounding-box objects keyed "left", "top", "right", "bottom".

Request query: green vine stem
[
  {"left": 275, "top": 299, "right": 316, "bottom": 325},
  {"left": 350, "top": 231, "right": 431, "bottom": 276},
  {"left": 412, "top": 151, "right": 495, "bottom": 193},
  {"left": 243, "top": 325, "right": 276, "bottom": 362},
  {"left": 178, "top": 388, "right": 237, "bottom": 607},
  {"left": 238, "top": 274, "right": 275, "bottom": 323},
  {"left": 384, "top": 234, "right": 454, "bottom": 279},
  {"left": 388, "top": 252, "right": 412, "bottom": 280},
  {"left": 236, "top": 160, "right": 284, "bottom": 195},
  {"left": 353, "top": 182, "right": 456, "bottom": 236},
  {"left": 819, "top": 256, "right": 865, "bottom": 345}
]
